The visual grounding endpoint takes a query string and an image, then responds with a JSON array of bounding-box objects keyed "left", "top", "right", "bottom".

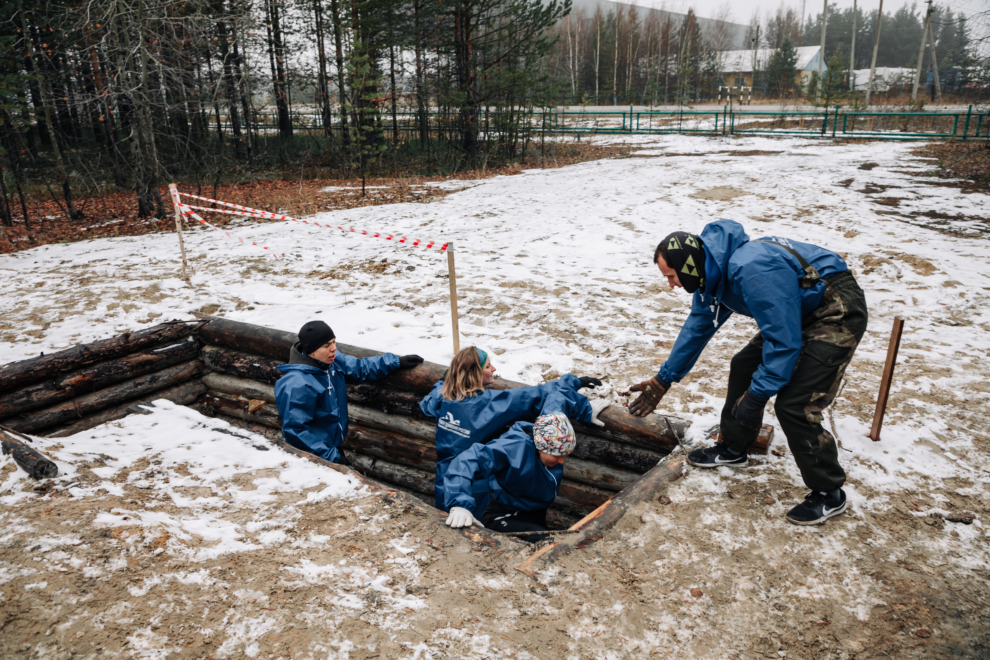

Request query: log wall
[
  {"left": 0, "top": 315, "right": 688, "bottom": 532},
  {"left": 189, "top": 315, "right": 688, "bottom": 526}
]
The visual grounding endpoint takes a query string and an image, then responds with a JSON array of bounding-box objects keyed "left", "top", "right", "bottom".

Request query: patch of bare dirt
[{"left": 690, "top": 186, "right": 751, "bottom": 202}]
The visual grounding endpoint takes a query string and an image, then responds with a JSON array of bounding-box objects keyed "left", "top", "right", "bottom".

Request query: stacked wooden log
[
  {"left": 0, "top": 314, "right": 691, "bottom": 531},
  {"left": 192, "top": 314, "right": 688, "bottom": 527},
  {"left": 0, "top": 321, "right": 208, "bottom": 437}
]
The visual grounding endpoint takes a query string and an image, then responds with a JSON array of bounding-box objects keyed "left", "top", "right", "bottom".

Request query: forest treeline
[{"left": 0, "top": 0, "right": 986, "bottom": 228}]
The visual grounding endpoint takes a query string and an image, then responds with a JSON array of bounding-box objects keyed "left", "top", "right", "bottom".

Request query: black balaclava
[
  {"left": 659, "top": 232, "right": 706, "bottom": 294},
  {"left": 298, "top": 320, "right": 336, "bottom": 354}
]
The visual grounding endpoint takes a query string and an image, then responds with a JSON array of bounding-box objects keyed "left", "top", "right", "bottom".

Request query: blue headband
[{"left": 476, "top": 348, "right": 488, "bottom": 368}]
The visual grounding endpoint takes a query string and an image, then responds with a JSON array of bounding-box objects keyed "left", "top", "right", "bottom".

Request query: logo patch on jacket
[{"left": 439, "top": 412, "right": 470, "bottom": 437}]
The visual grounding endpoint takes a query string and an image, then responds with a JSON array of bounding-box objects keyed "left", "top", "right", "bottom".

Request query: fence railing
[
  {"left": 213, "top": 105, "right": 988, "bottom": 141},
  {"left": 542, "top": 105, "right": 987, "bottom": 141}
]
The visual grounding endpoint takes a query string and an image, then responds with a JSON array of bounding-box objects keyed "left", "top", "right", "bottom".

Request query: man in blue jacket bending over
[
  {"left": 442, "top": 391, "right": 605, "bottom": 538},
  {"left": 627, "top": 220, "right": 868, "bottom": 526},
  {"left": 274, "top": 320, "right": 423, "bottom": 464}
]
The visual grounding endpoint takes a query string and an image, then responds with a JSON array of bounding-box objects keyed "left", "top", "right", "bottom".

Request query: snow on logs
[{"left": 0, "top": 320, "right": 204, "bottom": 395}]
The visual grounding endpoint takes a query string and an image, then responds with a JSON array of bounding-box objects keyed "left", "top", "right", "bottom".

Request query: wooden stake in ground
[
  {"left": 168, "top": 184, "right": 191, "bottom": 283},
  {"left": 870, "top": 317, "right": 904, "bottom": 442},
  {"left": 447, "top": 242, "right": 461, "bottom": 354}
]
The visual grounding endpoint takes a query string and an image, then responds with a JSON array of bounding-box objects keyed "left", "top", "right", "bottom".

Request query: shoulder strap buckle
[{"left": 758, "top": 239, "right": 821, "bottom": 289}]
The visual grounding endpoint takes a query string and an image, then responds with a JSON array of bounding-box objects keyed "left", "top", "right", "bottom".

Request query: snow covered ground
[{"left": 1, "top": 133, "right": 989, "bottom": 658}]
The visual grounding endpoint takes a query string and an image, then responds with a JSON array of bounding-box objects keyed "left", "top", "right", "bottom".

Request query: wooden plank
[
  {"left": 0, "top": 320, "right": 205, "bottom": 395},
  {"left": 3, "top": 361, "right": 205, "bottom": 434},
  {"left": 516, "top": 453, "right": 687, "bottom": 578},
  {"left": 0, "top": 339, "right": 199, "bottom": 420},
  {"left": 870, "top": 317, "right": 904, "bottom": 442}
]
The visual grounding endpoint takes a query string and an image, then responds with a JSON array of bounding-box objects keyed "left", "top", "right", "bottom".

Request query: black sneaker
[
  {"left": 686, "top": 444, "right": 748, "bottom": 468},
  {"left": 786, "top": 489, "right": 848, "bottom": 525}
]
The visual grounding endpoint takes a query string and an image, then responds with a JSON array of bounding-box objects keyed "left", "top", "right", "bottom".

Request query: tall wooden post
[
  {"left": 817, "top": 0, "right": 828, "bottom": 103},
  {"left": 869, "top": 317, "right": 904, "bottom": 442},
  {"left": 865, "top": 0, "right": 884, "bottom": 106},
  {"left": 446, "top": 243, "right": 460, "bottom": 355},
  {"left": 168, "top": 183, "right": 191, "bottom": 284},
  {"left": 849, "top": 0, "right": 857, "bottom": 93},
  {"left": 911, "top": 0, "right": 934, "bottom": 105}
]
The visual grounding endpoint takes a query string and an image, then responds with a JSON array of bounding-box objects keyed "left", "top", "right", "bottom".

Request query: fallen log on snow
[
  {"left": 45, "top": 380, "right": 209, "bottom": 438},
  {"left": 4, "top": 361, "right": 205, "bottom": 434},
  {"left": 0, "top": 429, "right": 58, "bottom": 479},
  {"left": 0, "top": 320, "right": 204, "bottom": 395},
  {"left": 516, "top": 453, "right": 687, "bottom": 578},
  {"left": 0, "top": 338, "right": 199, "bottom": 420}
]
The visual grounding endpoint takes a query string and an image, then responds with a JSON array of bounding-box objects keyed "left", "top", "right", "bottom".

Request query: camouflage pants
[{"left": 721, "top": 271, "right": 869, "bottom": 492}]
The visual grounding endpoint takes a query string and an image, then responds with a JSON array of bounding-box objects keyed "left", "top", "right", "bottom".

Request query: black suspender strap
[{"left": 757, "top": 239, "right": 821, "bottom": 289}]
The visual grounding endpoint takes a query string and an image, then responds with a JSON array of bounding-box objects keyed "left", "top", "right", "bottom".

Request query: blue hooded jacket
[
  {"left": 657, "top": 220, "right": 848, "bottom": 399},
  {"left": 420, "top": 373, "right": 587, "bottom": 516},
  {"left": 442, "top": 388, "right": 593, "bottom": 513},
  {"left": 275, "top": 343, "right": 400, "bottom": 462}
]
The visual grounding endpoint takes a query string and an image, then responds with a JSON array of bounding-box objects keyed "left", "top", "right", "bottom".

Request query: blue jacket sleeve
[
  {"left": 418, "top": 380, "right": 444, "bottom": 419},
  {"left": 736, "top": 261, "right": 803, "bottom": 399},
  {"left": 539, "top": 374, "right": 593, "bottom": 423},
  {"left": 336, "top": 352, "right": 400, "bottom": 384},
  {"left": 275, "top": 375, "right": 340, "bottom": 462},
  {"left": 442, "top": 443, "right": 508, "bottom": 511},
  {"left": 476, "top": 381, "right": 577, "bottom": 429},
  {"left": 658, "top": 294, "right": 733, "bottom": 385}
]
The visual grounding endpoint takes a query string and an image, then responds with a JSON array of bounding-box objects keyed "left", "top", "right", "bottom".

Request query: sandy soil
[
  {"left": 1, "top": 438, "right": 986, "bottom": 659},
  {"left": 2, "top": 134, "right": 989, "bottom": 658}
]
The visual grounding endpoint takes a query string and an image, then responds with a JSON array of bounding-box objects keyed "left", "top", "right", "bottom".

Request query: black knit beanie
[
  {"left": 298, "top": 320, "right": 335, "bottom": 354},
  {"left": 658, "top": 232, "right": 706, "bottom": 293}
]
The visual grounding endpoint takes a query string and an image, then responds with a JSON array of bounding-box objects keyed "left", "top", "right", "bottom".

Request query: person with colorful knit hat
[
  {"left": 420, "top": 345, "right": 607, "bottom": 520},
  {"left": 628, "top": 220, "right": 868, "bottom": 526},
  {"left": 442, "top": 394, "right": 606, "bottom": 538},
  {"left": 275, "top": 320, "right": 424, "bottom": 464}
]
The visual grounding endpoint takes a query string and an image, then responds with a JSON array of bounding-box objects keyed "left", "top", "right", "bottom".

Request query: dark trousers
[
  {"left": 482, "top": 500, "right": 549, "bottom": 540},
  {"left": 721, "top": 271, "right": 869, "bottom": 492}
]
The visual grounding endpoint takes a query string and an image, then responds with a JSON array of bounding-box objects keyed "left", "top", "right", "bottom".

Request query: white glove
[
  {"left": 589, "top": 398, "right": 610, "bottom": 427},
  {"left": 445, "top": 507, "right": 481, "bottom": 528}
]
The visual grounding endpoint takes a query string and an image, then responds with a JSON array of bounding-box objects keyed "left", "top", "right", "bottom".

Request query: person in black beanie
[
  {"left": 274, "top": 320, "right": 424, "bottom": 464},
  {"left": 629, "top": 220, "right": 868, "bottom": 526}
]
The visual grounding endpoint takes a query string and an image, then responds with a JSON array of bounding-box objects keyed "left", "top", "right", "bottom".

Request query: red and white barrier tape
[
  {"left": 176, "top": 203, "right": 279, "bottom": 259},
  {"left": 174, "top": 190, "right": 448, "bottom": 251}
]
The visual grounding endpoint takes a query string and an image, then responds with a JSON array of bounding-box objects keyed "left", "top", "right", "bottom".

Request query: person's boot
[
  {"left": 785, "top": 489, "right": 847, "bottom": 525},
  {"left": 686, "top": 443, "right": 747, "bottom": 468}
]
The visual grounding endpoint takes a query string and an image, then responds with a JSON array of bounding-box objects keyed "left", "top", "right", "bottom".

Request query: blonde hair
[{"left": 441, "top": 346, "right": 488, "bottom": 401}]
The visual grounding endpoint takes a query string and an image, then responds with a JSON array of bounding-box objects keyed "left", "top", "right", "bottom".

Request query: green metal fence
[
  {"left": 219, "top": 105, "right": 988, "bottom": 141},
  {"left": 541, "top": 104, "right": 988, "bottom": 141}
]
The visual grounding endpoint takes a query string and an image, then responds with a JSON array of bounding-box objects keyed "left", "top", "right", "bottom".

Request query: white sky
[{"left": 631, "top": 0, "right": 987, "bottom": 24}]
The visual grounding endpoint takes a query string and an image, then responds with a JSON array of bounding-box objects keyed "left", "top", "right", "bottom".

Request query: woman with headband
[{"left": 420, "top": 346, "right": 608, "bottom": 519}]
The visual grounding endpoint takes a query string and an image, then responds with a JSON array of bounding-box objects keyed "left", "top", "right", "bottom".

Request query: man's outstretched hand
[
  {"left": 399, "top": 355, "right": 425, "bottom": 369},
  {"left": 628, "top": 377, "right": 669, "bottom": 417},
  {"left": 578, "top": 376, "right": 603, "bottom": 389}
]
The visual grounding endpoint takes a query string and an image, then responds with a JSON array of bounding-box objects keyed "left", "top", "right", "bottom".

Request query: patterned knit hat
[
  {"left": 658, "top": 231, "right": 706, "bottom": 294},
  {"left": 533, "top": 414, "right": 576, "bottom": 456}
]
